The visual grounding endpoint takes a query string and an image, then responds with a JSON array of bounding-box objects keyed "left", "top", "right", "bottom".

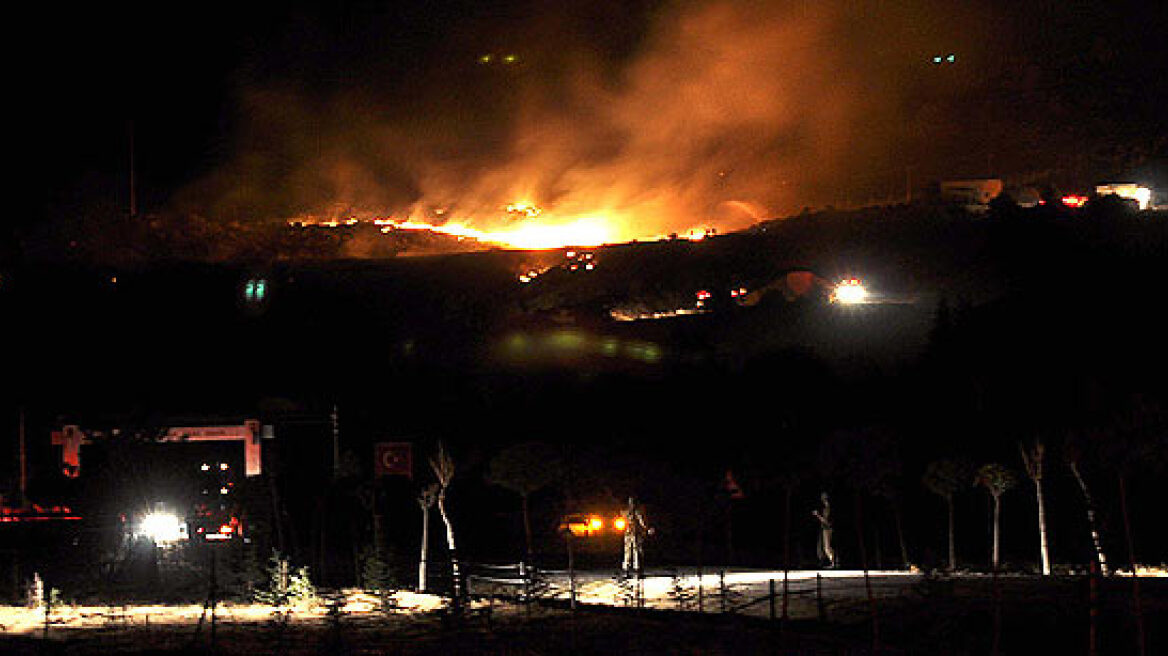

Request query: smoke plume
[{"left": 175, "top": 0, "right": 990, "bottom": 246}]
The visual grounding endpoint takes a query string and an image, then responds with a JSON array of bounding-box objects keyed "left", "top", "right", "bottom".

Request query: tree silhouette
[
  {"left": 975, "top": 464, "right": 1017, "bottom": 570},
  {"left": 819, "top": 428, "right": 906, "bottom": 568},
  {"left": 485, "top": 442, "right": 563, "bottom": 559},
  {"left": 416, "top": 483, "right": 438, "bottom": 592},
  {"left": 1064, "top": 430, "right": 1109, "bottom": 575},
  {"left": 922, "top": 459, "right": 973, "bottom": 571},
  {"left": 1019, "top": 439, "right": 1052, "bottom": 575},
  {"left": 428, "top": 442, "right": 462, "bottom": 604}
]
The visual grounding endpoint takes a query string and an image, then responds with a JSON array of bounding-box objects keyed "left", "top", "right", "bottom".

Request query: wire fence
[
  {"left": 464, "top": 560, "right": 1157, "bottom": 655},
  {"left": 466, "top": 562, "right": 889, "bottom": 621}
]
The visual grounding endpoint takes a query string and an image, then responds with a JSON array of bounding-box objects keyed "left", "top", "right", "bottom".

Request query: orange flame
[{"left": 290, "top": 205, "right": 719, "bottom": 250}]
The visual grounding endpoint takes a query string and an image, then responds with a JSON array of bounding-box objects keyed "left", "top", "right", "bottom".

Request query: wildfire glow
[
  {"left": 291, "top": 209, "right": 726, "bottom": 250},
  {"left": 1095, "top": 183, "right": 1152, "bottom": 210},
  {"left": 319, "top": 215, "right": 613, "bottom": 249}
]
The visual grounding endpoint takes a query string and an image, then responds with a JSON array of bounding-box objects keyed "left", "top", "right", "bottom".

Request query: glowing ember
[
  {"left": 610, "top": 307, "right": 705, "bottom": 322},
  {"left": 505, "top": 202, "right": 543, "bottom": 219}
]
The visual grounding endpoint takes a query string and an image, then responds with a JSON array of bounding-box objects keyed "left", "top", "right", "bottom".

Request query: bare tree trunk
[
  {"left": 725, "top": 502, "right": 734, "bottom": 566},
  {"left": 781, "top": 485, "right": 791, "bottom": 622},
  {"left": 373, "top": 503, "right": 386, "bottom": 569},
  {"left": 892, "top": 500, "right": 910, "bottom": 569},
  {"left": 1021, "top": 442, "right": 1051, "bottom": 575},
  {"left": 521, "top": 493, "right": 533, "bottom": 560},
  {"left": 854, "top": 492, "right": 880, "bottom": 652},
  {"left": 437, "top": 492, "right": 461, "bottom": 601},
  {"left": 1069, "top": 462, "right": 1109, "bottom": 576},
  {"left": 1034, "top": 477, "right": 1051, "bottom": 575},
  {"left": 316, "top": 495, "right": 328, "bottom": 586},
  {"left": 267, "top": 473, "right": 287, "bottom": 555},
  {"left": 418, "top": 506, "right": 430, "bottom": 592},
  {"left": 947, "top": 495, "right": 957, "bottom": 571},
  {"left": 1118, "top": 475, "right": 1146, "bottom": 656},
  {"left": 992, "top": 494, "right": 1001, "bottom": 571}
]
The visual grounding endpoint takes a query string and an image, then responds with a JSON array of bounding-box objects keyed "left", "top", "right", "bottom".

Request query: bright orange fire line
[{"left": 292, "top": 214, "right": 715, "bottom": 250}]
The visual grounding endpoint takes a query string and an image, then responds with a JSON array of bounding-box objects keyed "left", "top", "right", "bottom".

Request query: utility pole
[
  {"left": 330, "top": 405, "right": 340, "bottom": 480},
  {"left": 18, "top": 407, "right": 28, "bottom": 508},
  {"left": 128, "top": 120, "right": 137, "bottom": 219}
]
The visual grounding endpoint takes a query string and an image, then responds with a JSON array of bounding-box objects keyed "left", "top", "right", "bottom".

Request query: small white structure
[
  {"left": 940, "top": 179, "right": 1004, "bottom": 212},
  {"left": 1095, "top": 183, "right": 1153, "bottom": 211}
]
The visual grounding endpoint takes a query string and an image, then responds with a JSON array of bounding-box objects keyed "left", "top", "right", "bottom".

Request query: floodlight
[
  {"left": 831, "top": 279, "right": 869, "bottom": 305},
  {"left": 138, "top": 512, "right": 187, "bottom": 544}
]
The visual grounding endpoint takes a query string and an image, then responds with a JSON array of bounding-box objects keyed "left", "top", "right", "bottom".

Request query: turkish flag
[
  {"left": 724, "top": 469, "right": 745, "bottom": 499},
  {"left": 374, "top": 442, "right": 412, "bottom": 478}
]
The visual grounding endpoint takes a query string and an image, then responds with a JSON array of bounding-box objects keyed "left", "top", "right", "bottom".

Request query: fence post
[
  {"left": 487, "top": 592, "right": 495, "bottom": 631},
  {"left": 566, "top": 533, "right": 577, "bottom": 612},
  {"left": 816, "top": 573, "right": 825, "bottom": 621},
  {"left": 991, "top": 563, "right": 1002, "bottom": 656},
  {"left": 519, "top": 560, "right": 526, "bottom": 598},
  {"left": 719, "top": 570, "right": 727, "bottom": 614},
  {"left": 697, "top": 565, "right": 704, "bottom": 613},
  {"left": 782, "top": 566, "right": 790, "bottom": 623},
  {"left": 769, "top": 578, "right": 776, "bottom": 621},
  {"left": 523, "top": 561, "right": 532, "bottom": 617},
  {"left": 209, "top": 547, "right": 218, "bottom": 651},
  {"left": 1089, "top": 558, "right": 1099, "bottom": 656},
  {"left": 854, "top": 491, "right": 880, "bottom": 654},
  {"left": 1119, "top": 475, "right": 1146, "bottom": 656}
]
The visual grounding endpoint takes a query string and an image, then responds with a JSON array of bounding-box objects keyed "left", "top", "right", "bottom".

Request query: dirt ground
[
  {"left": 0, "top": 604, "right": 854, "bottom": 656},
  {"left": 0, "top": 576, "right": 1164, "bottom": 655}
]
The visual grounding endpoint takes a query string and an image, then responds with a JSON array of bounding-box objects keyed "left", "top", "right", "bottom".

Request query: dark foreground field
[{"left": 1, "top": 575, "right": 1164, "bottom": 655}]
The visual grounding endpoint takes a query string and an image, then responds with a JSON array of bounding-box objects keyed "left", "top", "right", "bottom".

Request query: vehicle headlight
[{"left": 138, "top": 512, "right": 187, "bottom": 544}]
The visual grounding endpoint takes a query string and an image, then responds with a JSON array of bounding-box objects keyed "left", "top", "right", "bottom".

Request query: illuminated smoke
[{"left": 176, "top": 1, "right": 988, "bottom": 250}]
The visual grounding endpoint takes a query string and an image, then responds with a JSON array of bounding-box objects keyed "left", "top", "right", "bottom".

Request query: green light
[
  {"left": 627, "top": 342, "right": 662, "bottom": 363},
  {"left": 932, "top": 56, "right": 942, "bottom": 64},
  {"left": 244, "top": 278, "right": 267, "bottom": 303},
  {"left": 946, "top": 53, "right": 956, "bottom": 63},
  {"left": 547, "top": 330, "right": 586, "bottom": 350}
]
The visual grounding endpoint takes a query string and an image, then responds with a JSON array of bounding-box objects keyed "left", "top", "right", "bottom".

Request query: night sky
[
  {"left": 3, "top": 1, "right": 1168, "bottom": 594},
  {"left": 15, "top": 0, "right": 1167, "bottom": 242}
]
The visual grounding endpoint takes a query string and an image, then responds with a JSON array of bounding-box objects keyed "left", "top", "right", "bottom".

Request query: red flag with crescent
[
  {"left": 724, "top": 469, "right": 745, "bottom": 499},
  {"left": 374, "top": 442, "right": 413, "bottom": 478}
]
